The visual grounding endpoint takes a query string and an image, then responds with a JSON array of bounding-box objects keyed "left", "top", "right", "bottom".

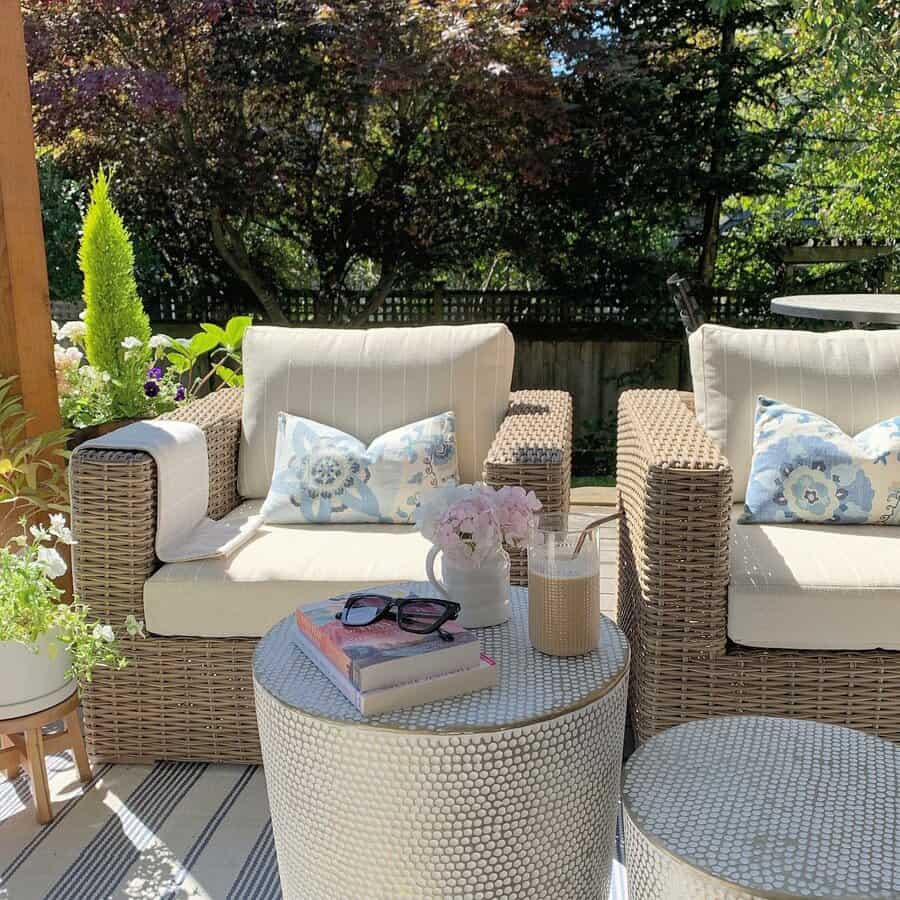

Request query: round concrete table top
[{"left": 772, "top": 293, "right": 900, "bottom": 325}]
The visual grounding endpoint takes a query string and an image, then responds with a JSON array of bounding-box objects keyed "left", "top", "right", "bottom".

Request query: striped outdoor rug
[{"left": 1, "top": 750, "right": 629, "bottom": 898}]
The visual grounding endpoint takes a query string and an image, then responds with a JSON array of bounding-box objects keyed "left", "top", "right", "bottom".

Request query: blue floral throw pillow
[
  {"left": 742, "top": 396, "right": 900, "bottom": 525},
  {"left": 260, "top": 411, "right": 458, "bottom": 525}
]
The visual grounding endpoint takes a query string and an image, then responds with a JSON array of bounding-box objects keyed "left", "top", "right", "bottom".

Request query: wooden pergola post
[{"left": 0, "top": 2, "right": 60, "bottom": 436}]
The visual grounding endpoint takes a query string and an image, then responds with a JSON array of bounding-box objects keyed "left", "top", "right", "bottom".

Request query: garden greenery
[
  {"left": 55, "top": 163, "right": 251, "bottom": 428},
  {"left": 54, "top": 312, "right": 250, "bottom": 429},
  {"left": 0, "top": 376, "right": 142, "bottom": 690},
  {"left": 79, "top": 167, "right": 152, "bottom": 407},
  {"left": 164, "top": 316, "right": 251, "bottom": 396},
  {"left": 0, "top": 375, "right": 69, "bottom": 528},
  {"left": 0, "top": 516, "right": 143, "bottom": 690}
]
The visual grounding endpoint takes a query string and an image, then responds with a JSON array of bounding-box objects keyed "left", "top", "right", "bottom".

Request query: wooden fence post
[
  {"left": 432, "top": 280, "right": 446, "bottom": 323},
  {"left": 0, "top": 2, "right": 60, "bottom": 436}
]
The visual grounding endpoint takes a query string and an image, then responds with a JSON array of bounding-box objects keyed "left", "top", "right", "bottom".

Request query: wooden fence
[
  {"left": 512, "top": 336, "right": 688, "bottom": 475},
  {"left": 143, "top": 285, "right": 772, "bottom": 335}
]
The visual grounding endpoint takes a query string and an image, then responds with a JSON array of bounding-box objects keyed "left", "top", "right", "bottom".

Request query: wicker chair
[
  {"left": 617, "top": 388, "right": 900, "bottom": 745},
  {"left": 71, "top": 387, "right": 572, "bottom": 764}
]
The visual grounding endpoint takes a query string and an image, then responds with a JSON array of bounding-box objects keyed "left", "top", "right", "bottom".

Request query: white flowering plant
[
  {"left": 53, "top": 313, "right": 251, "bottom": 429},
  {"left": 416, "top": 482, "right": 542, "bottom": 570},
  {"left": 0, "top": 515, "right": 143, "bottom": 690},
  {"left": 54, "top": 314, "right": 184, "bottom": 428}
]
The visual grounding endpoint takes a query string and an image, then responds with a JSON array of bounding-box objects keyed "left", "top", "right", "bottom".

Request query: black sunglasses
[{"left": 335, "top": 593, "right": 461, "bottom": 642}]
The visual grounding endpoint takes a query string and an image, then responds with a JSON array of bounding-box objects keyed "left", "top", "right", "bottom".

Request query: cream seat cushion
[
  {"left": 238, "top": 323, "right": 515, "bottom": 497},
  {"left": 143, "top": 501, "right": 436, "bottom": 637},
  {"left": 729, "top": 507, "right": 900, "bottom": 650},
  {"left": 689, "top": 324, "right": 900, "bottom": 501}
]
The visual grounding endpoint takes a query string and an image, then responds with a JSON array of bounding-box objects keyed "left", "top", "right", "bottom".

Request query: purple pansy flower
[
  {"left": 144, "top": 380, "right": 160, "bottom": 398},
  {"left": 147, "top": 366, "right": 163, "bottom": 381},
  {"left": 174, "top": 384, "right": 186, "bottom": 402}
]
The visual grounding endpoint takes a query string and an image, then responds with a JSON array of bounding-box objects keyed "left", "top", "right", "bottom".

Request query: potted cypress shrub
[{"left": 58, "top": 167, "right": 182, "bottom": 444}]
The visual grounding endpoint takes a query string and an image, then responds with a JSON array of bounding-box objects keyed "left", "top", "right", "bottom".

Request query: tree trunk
[
  {"left": 210, "top": 208, "right": 288, "bottom": 325},
  {"left": 697, "top": 15, "right": 737, "bottom": 293},
  {"left": 351, "top": 267, "right": 400, "bottom": 327}
]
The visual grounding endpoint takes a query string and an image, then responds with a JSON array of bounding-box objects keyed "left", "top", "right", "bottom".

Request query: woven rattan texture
[
  {"left": 623, "top": 716, "right": 900, "bottom": 899},
  {"left": 255, "top": 637, "right": 628, "bottom": 897},
  {"left": 484, "top": 390, "right": 572, "bottom": 584},
  {"left": 158, "top": 388, "right": 243, "bottom": 519},
  {"left": 254, "top": 583, "right": 628, "bottom": 731},
  {"left": 71, "top": 388, "right": 572, "bottom": 764},
  {"left": 617, "top": 389, "right": 900, "bottom": 744}
]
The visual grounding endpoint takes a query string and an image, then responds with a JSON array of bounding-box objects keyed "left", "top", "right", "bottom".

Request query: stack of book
[{"left": 293, "top": 597, "right": 498, "bottom": 715}]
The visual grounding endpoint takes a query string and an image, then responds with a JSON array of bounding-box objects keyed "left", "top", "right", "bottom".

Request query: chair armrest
[
  {"left": 158, "top": 388, "right": 243, "bottom": 519},
  {"left": 483, "top": 390, "right": 573, "bottom": 514},
  {"left": 70, "top": 389, "right": 243, "bottom": 626},
  {"left": 483, "top": 390, "right": 572, "bottom": 586},
  {"left": 616, "top": 389, "right": 732, "bottom": 657}
]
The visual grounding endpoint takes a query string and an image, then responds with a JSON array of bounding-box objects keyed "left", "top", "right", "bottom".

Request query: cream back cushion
[
  {"left": 238, "top": 324, "right": 515, "bottom": 498},
  {"left": 689, "top": 323, "right": 900, "bottom": 502}
]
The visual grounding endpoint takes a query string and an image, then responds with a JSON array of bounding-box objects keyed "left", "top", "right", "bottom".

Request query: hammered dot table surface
[
  {"left": 254, "top": 582, "right": 630, "bottom": 899},
  {"left": 623, "top": 716, "right": 900, "bottom": 900}
]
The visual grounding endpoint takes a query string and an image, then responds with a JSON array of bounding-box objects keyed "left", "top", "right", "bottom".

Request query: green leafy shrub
[
  {"left": 79, "top": 167, "right": 151, "bottom": 403},
  {"left": 163, "top": 315, "right": 252, "bottom": 397},
  {"left": 0, "top": 376, "right": 70, "bottom": 532}
]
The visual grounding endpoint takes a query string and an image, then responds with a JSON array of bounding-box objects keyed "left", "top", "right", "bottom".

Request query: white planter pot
[
  {"left": 0, "top": 630, "right": 74, "bottom": 720},
  {"left": 426, "top": 546, "right": 511, "bottom": 628}
]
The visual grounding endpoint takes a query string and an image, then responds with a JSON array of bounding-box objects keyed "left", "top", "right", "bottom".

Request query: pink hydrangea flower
[{"left": 415, "top": 482, "right": 541, "bottom": 570}]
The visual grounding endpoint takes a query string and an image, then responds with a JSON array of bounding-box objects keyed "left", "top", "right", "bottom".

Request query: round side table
[
  {"left": 623, "top": 716, "right": 900, "bottom": 899},
  {"left": 253, "top": 582, "right": 629, "bottom": 899},
  {"left": 0, "top": 690, "right": 92, "bottom": 824}
]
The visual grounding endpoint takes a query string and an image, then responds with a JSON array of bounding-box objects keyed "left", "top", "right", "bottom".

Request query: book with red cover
[
  {"left": 294, "top": 593, "right": 481, "bottom": 691},
  {"left": 292, "top": 624, "right": 499, "bottom": 715}
]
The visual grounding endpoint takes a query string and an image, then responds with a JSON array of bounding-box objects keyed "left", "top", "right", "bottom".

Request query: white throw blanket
[{"left": 76, "top": 420, "right": 261, "bottom": 562}]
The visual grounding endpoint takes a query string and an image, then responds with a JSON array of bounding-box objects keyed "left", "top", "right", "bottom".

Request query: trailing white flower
[
  {"left": 48, "top": 513, "right": 76, "bottom": 545},
  {"left": 29, "top": 524, "right": 51, "bottom": 543},
  {"left": 93, "top": 623, "right": 116, "bottom": 643},
  {"left": 36, "top": 546, "right": 68, "bottom": 580},
  {"left": 125, "top": 614, "right": 146, "bottom": 638},
  {"left": 121, "top": 336, "right": 143, "bottom": 350},
  {"left": 51, "top": 320, "right": 60, "bottom": 337},
  {"left": 148, "top": 334, "right": 172, "bottom": 350},
  {"left": 486, "top": 61, "right": 509, "bottom": 76}
]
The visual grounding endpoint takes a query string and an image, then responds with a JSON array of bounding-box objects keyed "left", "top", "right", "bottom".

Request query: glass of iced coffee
[{"left": 527, "top": 513, "right": 601, "bottom": 656}]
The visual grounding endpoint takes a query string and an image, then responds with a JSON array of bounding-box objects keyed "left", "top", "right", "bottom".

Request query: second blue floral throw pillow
[
  {"left": 261, "top": 411, "right": 457, "bottom": 525},
  {"left": 742, "top": 396, "right": 900, "bottom": 525}
]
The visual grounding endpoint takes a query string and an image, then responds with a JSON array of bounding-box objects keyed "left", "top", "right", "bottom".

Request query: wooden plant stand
[{"left": 0, "top": 690, "right": 92, "bottom": 824}]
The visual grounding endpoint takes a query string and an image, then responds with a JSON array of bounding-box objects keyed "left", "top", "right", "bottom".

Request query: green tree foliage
[
  {"left": 789, "top": 0, "right": 900, "bottom": 236},
  {"left": 26, "top": 1, "right": 569, "bottom": 323},
  {"left": 716, "top": 1, "right": 900, "bottom": 302},
  {"left": 37, "top": 153, "right": 83, "bottom": 306},
  {"left": 79, "top": 168, "right": 151, "bottom": 380},
  {"left": 496, "top": 0, "right": 809, "bottom": 293},
  {"left": 24, "top": 0, "right": 896, "bottom": 319}
]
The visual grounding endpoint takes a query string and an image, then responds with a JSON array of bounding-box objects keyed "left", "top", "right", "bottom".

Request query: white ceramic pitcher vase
[{"left": 425, "top": 545, "right": 511, "bottom": 628}]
